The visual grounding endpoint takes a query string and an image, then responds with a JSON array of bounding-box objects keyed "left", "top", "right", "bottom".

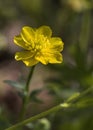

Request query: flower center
[
  {"left": 26, "top": 34, "right": 49, "bottom": 54},
  {"left": 34, "top": 35, "right": 48, "bottom": 51}
]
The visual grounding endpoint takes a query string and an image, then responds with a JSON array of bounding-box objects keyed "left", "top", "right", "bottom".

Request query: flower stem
[
  {"left": 19, "top": 66, "right": 35, "bottom": 121},
  {"left": 5, "top": 103, "right": 70, "bottom": 130}
]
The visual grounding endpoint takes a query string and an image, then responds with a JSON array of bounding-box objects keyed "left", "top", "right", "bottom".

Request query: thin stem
[
  {"left": 19, "top": 66, "right": 35, "bottom": 121},
  {"left": 6, "top": 86, "right": 93, "bottom": 130},
  {"left": 5, "top": 103, "right": 70, "bottom": 130},
  {"left": 26, "top": 66, "right": 35, "bottom": 92},
  {"left": 66, "top": 86, "right": 93, "bottom": 104}
]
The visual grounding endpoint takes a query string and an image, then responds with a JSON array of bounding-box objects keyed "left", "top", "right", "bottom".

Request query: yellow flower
[{"left": 14, "top": 26, "right": 64, "bottom": 66}]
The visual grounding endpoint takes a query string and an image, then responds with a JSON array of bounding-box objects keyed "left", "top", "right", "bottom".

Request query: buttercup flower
[{"left": 14, "top": 26, "right": 64, "bottom": 66}]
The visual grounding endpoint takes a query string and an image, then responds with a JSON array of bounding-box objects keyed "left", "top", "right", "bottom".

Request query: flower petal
[
  {"left": 15, "top": 51, "right": 34, "bottom": 60},
  {"left": 35, "top": 52, "right": 63, "bottom": 65},
  {"left": 49, "top": 37, "right": 64, "bottom": 51},
  {"left": 23, "top": 58, "right": 39, "bottom": 66},
  {"left": 14, "top": 35, "right": 29, "bottom": 50},
  {"left": 48, "top": 53, "right": 63, "bottom": 63},
  {"left": 35, "top": 54, "right": 48, "bottom": 65},
  {"left": 21, "top": 26, "right": 35, "bottom": 44},
  {"left": 36, "top": 26, "right": 52, "bottom": 37}
]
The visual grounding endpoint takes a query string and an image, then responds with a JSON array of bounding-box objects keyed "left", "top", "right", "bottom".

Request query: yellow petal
[
  {"left": 36, "top": 26, "right": 52, "bottom": 37},
  {"left": 23, "top": 58, "right": 39, "bottom": 66},
  {"left": 35, "top": 54, "right": 48, "bottom": 65},
  {"left": 49, "top": 37, "right": 64, "bottom": 51},
  {"left": 48, "top": 53, "right": 63, "bottom": 63},
  {"left": 14, "top": 35, "right": 29, "bottom": 50},
  {"left": 21, "top": 26, "right": 35, "bottom": 44},
  {"left": 15, "top": 51, "right": 34, "bottom": 60},
  {"left": 35, "top": 52, "right": 62, "bottom": 65}
]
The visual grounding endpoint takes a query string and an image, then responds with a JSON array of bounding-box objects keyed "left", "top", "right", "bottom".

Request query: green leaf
[
  {"left": 29, "top": 89, "right": 43, "bottom": 103},
  {"left": 3, "top": 80, "right": 25, "bottom": 90}
]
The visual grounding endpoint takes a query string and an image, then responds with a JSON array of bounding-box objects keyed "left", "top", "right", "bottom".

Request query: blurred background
[{"left": 0, "top": 0, "right": 93, "bottom": 130}]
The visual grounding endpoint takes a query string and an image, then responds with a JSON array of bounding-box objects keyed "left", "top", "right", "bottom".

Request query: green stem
[
  {"left": 26, "top": 66, "right": 35, "bottom": 92},
  {"left": 5, "top": 103, "right": 70, "bottom": 130},
  {"left": 19, "top": 66, "right": 35, "bottom": 121},
  {"left": 66, "top": 86, "right": 93, "bottom": 104},
  {"left": 6, "top": 86, "right": 93, "bottom": 130}
]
